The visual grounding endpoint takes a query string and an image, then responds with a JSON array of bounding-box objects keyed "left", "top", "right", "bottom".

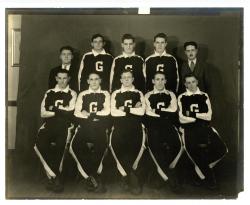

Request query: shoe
[
  {"left": 120, "top": 176, "right": 129, "bottom": 192},
  {"left": 166, "top": 178, "right": 184, "bottom": 194},
  {"left": 94, "top": 175, "right": 107, "bottom": 193},
  {"left": 94, "top": 182, "right": 107, "bottom": 193},
  {"left": 192, "top": 176, "right": 202, "bottom": 187},
  {"left": 45, "top": 178, "right": 54, "bottom": 191},
  {"left": 167, "top": 169, "right": 184, "bottom": 194},
  {"left": 167, "top": 180, "right": 184, "bottom": 194},
  {"left": 129, "top": 172, "right": 142, "bottom": 195},
  {"left": 130, "top": 186, "right": 142, "bottom": 195},
  {"left": 85, "top": 176, "right": 98, "bottom": 192},
  {"left": 190, "top": 171, "right": 203, "bottom": 187},
  {"left": 53, "top": 177, "right": 64, "bottom": 193},
  {"left": 205, "top": 169, "right": 218, "bottom": 190},
  {"left": 147, "top": 172, "right": 165, "bottom": 189}
]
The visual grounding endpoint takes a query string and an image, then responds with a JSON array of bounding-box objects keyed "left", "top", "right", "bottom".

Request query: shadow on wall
[
  {"left": 72, "top": 48, "right": 81, "bottom": 69},
  {"left": 167, "top": 35, "right": 180, "bottom": 57},
  {"left": 135, "top": 36, "right": 146, "bottom": 58},
  {"left": 104, "top": 39, "right": 113, "bottom": 55}
]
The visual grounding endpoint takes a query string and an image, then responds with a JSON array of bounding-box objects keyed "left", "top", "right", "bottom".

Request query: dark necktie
[{"left": 190, "top": 61, "right": 195, "bottom": 72}]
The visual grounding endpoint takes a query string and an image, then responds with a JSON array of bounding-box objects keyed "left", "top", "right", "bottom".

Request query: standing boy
[
  {"left": 110, "top": 34, "right": 145, "bottom": 92},
  {"left": 145, "top": 33, "right": 179, "bottom": 93},
  {"left": 78, "top": 34, "right": 113, "bottom": 91}
]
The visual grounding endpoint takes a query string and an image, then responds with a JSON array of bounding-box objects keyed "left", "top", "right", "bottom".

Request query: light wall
[{"left": 7, "top": 15, "right": 21, "bottom": 149}]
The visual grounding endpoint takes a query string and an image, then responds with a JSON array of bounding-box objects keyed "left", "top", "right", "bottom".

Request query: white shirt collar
[
  {"left": 153, "top": 87, "right": 168, "bottom": 94},
  {"left": 122, "top": 52, "right": 136, "bottom": 58},
  {"left": 88, "top": 87, "right": 101, "bottom": 93},
  {"left": 154, "top": 50, "right": 167, "bottom": 57},
  {"left": 61, "top": 64, "right": 71, "bottom": 71},
  {"left": 54, "top": 85, "right": 70, "bottom": 93},
  {"left": 120, "top": 85, "right": 135, "bottom": 93},
  {"left": 92, "top": 49, "right": 106, "bottom": 56},
  {"left": 188, "top": 58, "right": 197, "bottom": 67},
  {"left": 186, "top": 87, "right": 201, "bottom": 96}
]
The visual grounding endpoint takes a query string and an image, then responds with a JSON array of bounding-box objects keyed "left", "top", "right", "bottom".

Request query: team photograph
[{"left": 6, "top": 7, "right": 243, "bottom": 199}]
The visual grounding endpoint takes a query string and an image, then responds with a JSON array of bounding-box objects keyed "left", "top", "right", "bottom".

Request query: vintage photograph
[{"left": 6, "top": 8, "right": 243, "bottom": 199}]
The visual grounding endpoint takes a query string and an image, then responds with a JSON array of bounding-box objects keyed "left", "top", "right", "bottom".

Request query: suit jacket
[
  {"left": 48, "top": 64, "right": 79, "bottom": 93},
  {"left": 179, "top": 59, "right": 211, "bottom": 95}
]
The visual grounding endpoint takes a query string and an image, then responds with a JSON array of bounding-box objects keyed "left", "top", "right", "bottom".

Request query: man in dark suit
[
  {"left": 48, "top": 46, "right": 78, "bottom": 92},
  {"left": 179, "top": 41, "right": 211, "bottom": 94}
]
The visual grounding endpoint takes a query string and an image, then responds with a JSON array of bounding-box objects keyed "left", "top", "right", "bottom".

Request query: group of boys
[{"left": 34, "top": 33, "right": 228, "bottom": 195}]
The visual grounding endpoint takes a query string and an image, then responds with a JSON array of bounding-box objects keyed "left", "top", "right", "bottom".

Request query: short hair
[
  {"left": 91, "top": 33, "right": 105, "bottom": 42},
  {"left": 154, "top": 33, "right": 167, "bottom": 42},
  {"left": 59, "top": 46, "right": 73, "bottom": 54},
  {"left": 184, "top": 41, "right": 198, "bottom": 50},
  {"left": 120, "top": 69, "right": 134, "bottom": 78},
  {"left": 88, "top": 72, "right": 101, "bottom": 79},
  {"left": 154, "top": 71, "right": 166, "bottom": 79},
  {"left": 122, "top": 34, "right": 135, "bottom": 43},
  {"left": 183, "top": 73, "right": 198, "bottom": 82},
  {"left": 56, "top": 69, "right": 70, "bottom": 77}
]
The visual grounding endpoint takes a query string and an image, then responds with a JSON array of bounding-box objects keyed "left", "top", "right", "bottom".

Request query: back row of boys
[{"left": 48, "top": 33, "right": 210, "bottom": 95}]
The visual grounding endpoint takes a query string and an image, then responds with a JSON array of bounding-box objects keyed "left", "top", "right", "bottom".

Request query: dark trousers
[
  {"left": 70, "top": 120, "right": 108, "bottom": 178},
  {"left": 146, "top": 117, "right": 182, "bottom": 180},
  {"left": 183, "top": 124, "right": 228, "bottom": 178},
  {"left": 111, "top": 117, "right": 144, "bottom": 176},
  {"left": 34, "top": 118, "right": 72, "bottom": 178}
]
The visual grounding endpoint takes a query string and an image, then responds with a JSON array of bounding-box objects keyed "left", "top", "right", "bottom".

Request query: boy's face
[
  {"left": 87, "top": 73, "right": 101, "bottom": 91},
  {"left": 153, "top": 73, "right": 166, "bottom": 91},
  {"left": 122, "top": 39, "right": 135, "bottom": 55},
  {"left": 120, "top": 72, "right": 134, "bottom": 87},
  {"left": 56, "top": 72, "right": 70, "bottom": 89},
  {"left": 60, "top": 49, "right": 73, "bottom": 65},
  {"left": 91, "top": 37, "right": 105, "bottom": 52},
  {"left": 154, "top": 37, "right": 167, "bottom": 54},
  {"left": 185, "top": 76, "right": 198, "bottom": 92},
  {"left": 185, "top": 45, "right": 198, "bottom": 61}
]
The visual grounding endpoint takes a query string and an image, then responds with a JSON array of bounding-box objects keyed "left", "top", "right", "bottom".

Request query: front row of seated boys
[{"left": 34, "top": 69, "right": 228, "bottom": 195}]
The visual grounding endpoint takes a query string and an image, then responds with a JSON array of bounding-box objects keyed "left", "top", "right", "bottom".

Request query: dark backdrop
[{"left": 15, "top": 9, "right": 242, "bottom": 189}]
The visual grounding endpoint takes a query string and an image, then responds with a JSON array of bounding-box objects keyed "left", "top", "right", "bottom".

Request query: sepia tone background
[{"left": 7, "top": 8, "right": 243, "bottom": 199}]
